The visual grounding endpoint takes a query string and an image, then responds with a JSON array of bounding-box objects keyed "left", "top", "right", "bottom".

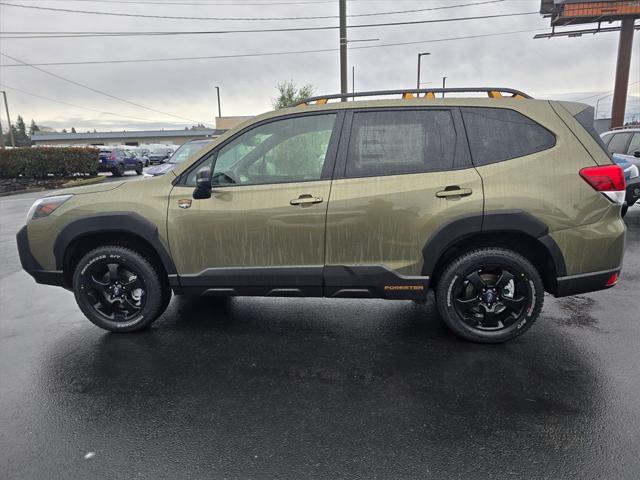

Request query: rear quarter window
[{"left": 461, "top": 107, "right": 556, "bottom": 165}]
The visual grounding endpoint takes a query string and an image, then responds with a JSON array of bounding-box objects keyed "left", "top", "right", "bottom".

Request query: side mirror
[
  {"left": 193, "top": 167, "right": 212, "bottom": 199},
  {"left": 634, "top": 151, "right": 640, "bottom": 158}
]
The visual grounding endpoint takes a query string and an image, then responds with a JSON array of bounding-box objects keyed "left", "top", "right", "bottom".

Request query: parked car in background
[
  {"left": 98, "top": 148, "right": 143, "bottom": 176},
  {"left": 148, "top": 146, "right": 174, "bottom": 164},
  {"left": 613, "top": 153, "right": 640, "bottom": 216},
  {"left": 147, "top": 139, "right": 210, "bottom": 176},
  {"left": 601, "top": 127, "right": 640, "bottom": 166}
]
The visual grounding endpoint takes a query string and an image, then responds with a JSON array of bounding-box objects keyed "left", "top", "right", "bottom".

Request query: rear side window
[
  {"left": 345, "top": 109, "right": 456, "bottom": 177},
  {"left": 573, "top": 106, "right": 609, "bottom": 153},
  {"left": 461, "top": 107, "right": 555, "bottom": 165},
  {"left": 608, "top": 132, "right": 633, "bottom": 154}
]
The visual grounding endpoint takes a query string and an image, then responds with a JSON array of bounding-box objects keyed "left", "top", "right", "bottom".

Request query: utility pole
[
  {"left": 417, "top": 52, "right": 430, "bottom": 89},
  {"left": 214, "top": 86, "right": 222, "bottom": 119},
  {"left": 611, "top": 18, "right": 635, "bottom": 128},
  {"left": 1, "top": 91, "right": 15, "bottom": 148},
  {"left": 339, "top": 0, "right": 348, "bottom": 101}
]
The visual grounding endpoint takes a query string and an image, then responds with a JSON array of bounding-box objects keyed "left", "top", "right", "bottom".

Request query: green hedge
[{"left": 0, "top": 147, "right": 100, "bottom": 178}]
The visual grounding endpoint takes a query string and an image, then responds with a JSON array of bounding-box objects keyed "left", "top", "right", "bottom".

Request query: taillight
[
  {"left": 579, "top": 165, "right": 626, "bottom": 204},
  {"left": 110, "top": 153, "right": 117, "bottom": 160}
]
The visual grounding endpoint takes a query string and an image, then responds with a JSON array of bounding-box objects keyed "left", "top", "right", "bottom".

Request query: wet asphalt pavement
[{"left": 1, "top": 188, "right": 639, "bottom": 479}]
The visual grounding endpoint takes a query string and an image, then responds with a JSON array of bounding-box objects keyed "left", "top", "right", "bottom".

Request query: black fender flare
[
  {"left": 53, "top": 212, "right": 178, "bottom": 276},
  {"left": 421, "top": 209, "right": 567, "bottom": 278}
]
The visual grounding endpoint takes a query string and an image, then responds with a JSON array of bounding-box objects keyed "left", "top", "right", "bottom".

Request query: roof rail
[
  {"left": 291, "top": 87, "right": 532, "bottom": 107},
  {"left": 610, "top": 125, "right": 640, "bottom": 131}
]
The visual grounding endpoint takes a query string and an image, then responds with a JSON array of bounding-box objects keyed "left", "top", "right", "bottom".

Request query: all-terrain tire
[
  {"left": 72, "top": 245, "right": 171, "bottom": 332},
  {"left": 435, "top": 247, "right": 544, "bottom": 343}
]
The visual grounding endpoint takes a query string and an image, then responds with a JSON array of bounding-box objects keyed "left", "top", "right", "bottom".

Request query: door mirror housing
[
  {"left": 634, "top": 150, "right": 640, "bottom": 158},
  {"left": 193, "top": 167, "right": 212, "bottom": 199}
]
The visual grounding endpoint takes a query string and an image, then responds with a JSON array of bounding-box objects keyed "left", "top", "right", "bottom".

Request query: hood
[
  {"left": 147, "top": 163, "right": 176, "bottom": 176},
  {"left": 60, "top": 180, "right": 126, "bottom": 196}
]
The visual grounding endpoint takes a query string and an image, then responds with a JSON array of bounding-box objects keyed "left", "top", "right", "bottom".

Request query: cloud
[{"left": 0, "top": 0, "right": 638, "bottom": 131}]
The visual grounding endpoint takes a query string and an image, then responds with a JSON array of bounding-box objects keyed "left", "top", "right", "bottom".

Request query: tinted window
[
  {"left": 462, "top": 107, "right": 555, "bottom": 165},
  {"left": 573, "top": 107, "right": 606, "bottom": 151},
  {"left": 187, "top": 114, "right": 336, "bottom": 186},
  {"left": 608, "top": 132, "right": 632, "bottom": 154},
  {"left": 626, "top": 133, "right": 640, "bottom": 155},
  {"left": 601, "top": 132, "right": 614, "bottom": 147},
  {"left": 345, "top": 110, "right": 456, "bottom": 177}
]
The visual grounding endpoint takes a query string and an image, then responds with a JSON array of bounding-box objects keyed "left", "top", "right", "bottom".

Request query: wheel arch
[
  {"left": 54, "top": 213, "right": 179, "bottom": 290},
  {"left": 422, "top": 210, "right": 566, "bottom": 294}
]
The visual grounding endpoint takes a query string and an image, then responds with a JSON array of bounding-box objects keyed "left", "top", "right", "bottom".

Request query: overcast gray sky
[{"left": 0, "top": 0, "right": 638, "bottom": 132}]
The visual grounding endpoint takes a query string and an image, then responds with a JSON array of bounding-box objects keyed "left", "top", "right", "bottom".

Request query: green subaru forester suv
[{"left": 17, "top": 88, "right": 626, "bottom": 343}]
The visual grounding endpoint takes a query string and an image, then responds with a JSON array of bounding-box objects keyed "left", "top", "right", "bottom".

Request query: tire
[
  {"left": 72, "top": 246, "right": 171, "bottom": 332},
  {"left": 112, "top": 163, "right": 125, "bottom": 177},
  {"left": 135, "top": 162, "right": 143, "bottom": 175},
  {"left": 435, "top": 247, "right": 544, "bottom": 343}
]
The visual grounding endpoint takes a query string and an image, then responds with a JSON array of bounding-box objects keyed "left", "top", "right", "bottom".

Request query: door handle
[
  {"left": 290, "top": 194, "right": 323, "bottom": 206},
  {"left": 436, "top": 186, "right": 473, "bottom": 198}
]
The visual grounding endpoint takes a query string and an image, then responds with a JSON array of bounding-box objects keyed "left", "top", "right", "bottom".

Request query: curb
[{"left": 0, "top": 176, "right": 105, "bottom": 197}]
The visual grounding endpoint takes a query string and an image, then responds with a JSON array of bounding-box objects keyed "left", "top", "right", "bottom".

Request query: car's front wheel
[
  {"left": 72, "top": 246, "right": 171, "bottom": 332},
  {"left": 135, "top": 162, "right": 143, "bottom": 175},
  {"left": 435, "top": 247, "right": 544, "bottom": 343}
]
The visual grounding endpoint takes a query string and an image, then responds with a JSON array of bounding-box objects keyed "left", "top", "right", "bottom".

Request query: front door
[{"left": 168, "top": 112, "right": 342, "bottom": 296}]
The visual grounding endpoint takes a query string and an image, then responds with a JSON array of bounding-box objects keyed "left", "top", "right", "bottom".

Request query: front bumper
[{"left": 16, "top": 226, "right": 66, "bottom": 288}]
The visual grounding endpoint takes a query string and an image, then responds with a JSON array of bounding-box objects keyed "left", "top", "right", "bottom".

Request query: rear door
[{"left": 324, "top": 107, "right": 483, "bottom": 299}]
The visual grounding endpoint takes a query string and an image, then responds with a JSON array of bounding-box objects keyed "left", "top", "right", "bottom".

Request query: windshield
[{"left": 169, "top": 141, "right": 209, "bottom": 164}]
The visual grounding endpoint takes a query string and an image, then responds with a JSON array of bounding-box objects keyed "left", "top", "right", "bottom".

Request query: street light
[{"left": 417, "top": 52, "right": 431, "bottom": 89}]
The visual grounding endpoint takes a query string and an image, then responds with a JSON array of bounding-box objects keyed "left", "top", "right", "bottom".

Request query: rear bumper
[
  {"left": 16, "top": 226, "right": 66, "bottom": 288},
  {"left": 555, "top": 268, "right": 620, "bottom": 297},
  {"left": 98, "top": 163, "right": 116, "bottom": 172}
]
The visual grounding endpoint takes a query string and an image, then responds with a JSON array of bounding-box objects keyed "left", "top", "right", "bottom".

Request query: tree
[
  {"left": 71, "top": 127, "right": 77, "bottom": 133},
  {"left": 29, "top": 119, "right": 40, "bottom": 136},
  {"left": 9, "top": 115, "right": 31, "bottom": 146},
  {"left": 272, "top": 80, "right": 314, "bottom": 109},
  {"left": 62, "top": 129, "right": 68, "bottom": 133}
]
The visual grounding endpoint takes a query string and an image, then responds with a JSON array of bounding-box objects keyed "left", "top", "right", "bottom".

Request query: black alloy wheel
[
  {"left": 436, "top": 248, "right": 544, "bottom": 343},
  {"left": 73, "top": 246, "right": 170, "bottom": 332}
]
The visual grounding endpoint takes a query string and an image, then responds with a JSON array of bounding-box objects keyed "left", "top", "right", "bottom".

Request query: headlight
[
  {"left": 26, "top": 195, "right": 73, "bottom": 223},
  {"left": 628, "top": 164, "right": 639, "bottom": 179}
]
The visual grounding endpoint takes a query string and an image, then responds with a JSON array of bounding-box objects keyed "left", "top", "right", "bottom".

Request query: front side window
[
  {"left": 345, "top": 109, "right": 456, "bottom": 177},
  {"left": 191, "top": 114, "right": 336, "bottom": 187},
  {"left": 462, "top": 107, "right": 555, "bottom": 165},
  {"left": 607, "top": 132, "right": 632, "bottom": 154}
]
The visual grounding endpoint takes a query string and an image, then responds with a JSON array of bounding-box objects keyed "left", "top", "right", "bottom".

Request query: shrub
[{"left": 0, "top": 147, "right": 100, "bottom": 178}]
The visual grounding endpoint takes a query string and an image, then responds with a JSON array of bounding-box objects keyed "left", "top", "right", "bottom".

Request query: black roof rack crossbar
[{"left": 290, "top": 87, "right": 532, "bottom": 107}]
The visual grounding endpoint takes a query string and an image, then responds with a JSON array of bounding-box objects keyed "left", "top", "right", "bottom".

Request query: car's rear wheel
[
  {"left": 72, "top": 246, "right": 171, "bottom": 332},
  {"left": 112, "top": 163, "right": 125, "bottom": 176},
  {"left": 435, "top": 247, "right": 544, "bottom": 343}
]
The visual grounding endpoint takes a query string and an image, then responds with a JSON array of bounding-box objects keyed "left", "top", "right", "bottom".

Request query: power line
[
  {"left": 0, "top": 53, "right": 209, "bottom": 125},
  {"left": 0, "top": 11, "right": 541, "bottom": 39},
  {"left": 0, "top": 28, "right": 549, "bottom": 68},
  {"left": 574, "top": 81, "right": 640, "bottom": 102},
  {"left": 0, "top": 0, "right": 506, "bottom": 21},
  {"left": 0, "top": 83, "right": 187, "bottom": 124}
]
